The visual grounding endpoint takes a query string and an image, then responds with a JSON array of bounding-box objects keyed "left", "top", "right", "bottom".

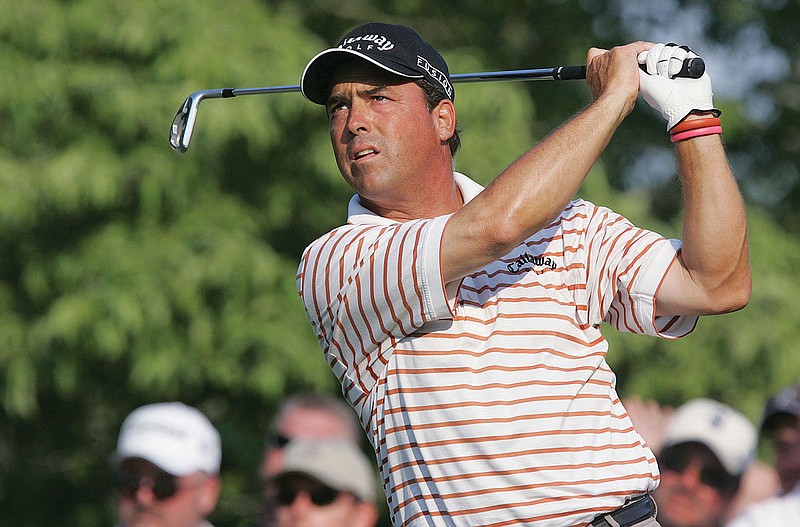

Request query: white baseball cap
[
  {"left": 115, "top": 402, "right": 222, "bottom": 476},
  {"left": 273, "top": 439, "right": 377, "bottom": 502},
  {"left": 662, "top": 398, "right": 756, "bottom": 476}
]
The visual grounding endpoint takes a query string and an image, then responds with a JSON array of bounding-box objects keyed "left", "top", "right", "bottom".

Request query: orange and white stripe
[{"left": 297, "top": 173, "right": 696, "bottom": 527}]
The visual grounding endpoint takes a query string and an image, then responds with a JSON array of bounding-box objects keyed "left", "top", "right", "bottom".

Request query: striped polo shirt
[{"left": 297, "top": 173, "right": 697, "bottom": 527}]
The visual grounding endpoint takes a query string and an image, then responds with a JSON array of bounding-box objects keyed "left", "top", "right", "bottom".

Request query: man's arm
[
  {"left": 656, "top": 128, "right": 751, "bottom": 316},
  {"left": 441, "top": 42, "right": 652, "bottom": 284},
  {"left": 632, "top": 43, "right": 751, "bottom": 316}
]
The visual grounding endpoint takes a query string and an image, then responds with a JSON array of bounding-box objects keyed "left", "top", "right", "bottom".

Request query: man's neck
[{"left": 360, "top": 173, "right": 464, "bottom": 221}]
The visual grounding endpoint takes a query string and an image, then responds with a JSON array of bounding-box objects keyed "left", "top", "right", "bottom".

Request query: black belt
[{"left": 590, "top": 495, "right": 657, "bottom": 527}]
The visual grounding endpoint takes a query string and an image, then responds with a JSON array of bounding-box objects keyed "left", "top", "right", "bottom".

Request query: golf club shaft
[
  {"left": 168, "top": 66, "right": 586, "bottom": 153},
  {"left": 169, "top": 58, "right": 704, "bottom": 153}
]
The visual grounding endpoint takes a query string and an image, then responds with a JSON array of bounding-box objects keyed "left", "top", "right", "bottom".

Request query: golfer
[{"left": 296, "top": 22, "right": 750, "bottom": 527}]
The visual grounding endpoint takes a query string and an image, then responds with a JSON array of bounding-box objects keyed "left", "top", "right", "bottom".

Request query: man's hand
[
  {"left": 586, "top": 42, "right": 650, "bottom": 119},
  {"left": 637, "top": 43, "right": 720, "bottom": 130}
]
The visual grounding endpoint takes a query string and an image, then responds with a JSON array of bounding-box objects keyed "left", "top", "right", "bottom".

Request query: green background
[{"left": 3, "top": 0, "right": 800, "bottom": 525}]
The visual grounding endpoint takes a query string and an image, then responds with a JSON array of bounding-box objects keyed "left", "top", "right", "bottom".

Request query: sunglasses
[
  {"left": 272, "top": 481, "right": 342, "bottom": 507},
  {"left": 659, "top": 447, "right": 737, "bottom": 492},
  {"left": 117, "top": 468, "right": 179, "bottom": 501},
  {"left": 268, "top": 433, "right": 292, "bottom": 449}
]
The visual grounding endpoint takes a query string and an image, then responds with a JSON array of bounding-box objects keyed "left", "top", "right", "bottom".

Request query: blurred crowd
[
  {"left": 626, "top": 384, "right": 800, "bottom": 527},
  {"left": 111, "top": 393, "right": 381, "bottom": 527},
  {"left": 109, "top": 384, "right": 800, "bottom": 527}
]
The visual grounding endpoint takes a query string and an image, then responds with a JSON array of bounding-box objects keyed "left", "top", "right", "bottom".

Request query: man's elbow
[
  {"left": 716, "top": 273, "right": 752, "bottom": 314},
  {"left": 730, "top": 279, "right": 752, "bottom": 312}
]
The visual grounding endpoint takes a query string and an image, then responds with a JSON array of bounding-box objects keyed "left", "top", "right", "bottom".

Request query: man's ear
[
  {"left": 353, "top": 500, "right": 380, "bottom": 527},
  {"left": 198, "top": 475, "right": 221, "bottom": 515},
  {"left": 433, "top": 99, "right": 457, "bottom": 141}
]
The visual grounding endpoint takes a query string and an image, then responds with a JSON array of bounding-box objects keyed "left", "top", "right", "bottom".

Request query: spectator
[
  {"left": 726, "top": 383, "right": 800, "bottom": 526},
  {"left": 259, "top": 392, "right": 364, "bottom": 482},
  {"left": 652, "top": 398, "right": 756, "bottom": 527},
  {"left": 624, "top": 396, "right": 779, "bottom": 521},
  {"left": 759, "top": 382, "right": 800, "bottom": 495},
  {"left": 113, "top": 402, "right": 222, "bottom": 527},
  {"left": 259, "top": 392, "right": 368, "bottom": 526},
  {"left": 263, "top": 439, "right": 379, "bottom": 527}
]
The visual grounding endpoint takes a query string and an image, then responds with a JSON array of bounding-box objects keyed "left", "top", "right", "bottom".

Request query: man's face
[
  {"left": 261, "top": 406, "right": 358, "bottom": 480},
  {"left": 117, "top": 458, "right": 219, "bottom": 527},
  {"left": 325, "top": 63, "right": 454, "bottom": 218},
  {"left": 267, "top": 474, "right": 375, "bottom": 527},
  {"left": 769, "top": 415, "right": 800, "bottom": 493},
  {"left": 653, "top": 443, "right": 738, "bottom": 527}
]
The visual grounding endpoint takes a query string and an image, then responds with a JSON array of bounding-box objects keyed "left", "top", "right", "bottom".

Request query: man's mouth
[{"left": 354, "top": 148, "right": 377, "bottom": 160}]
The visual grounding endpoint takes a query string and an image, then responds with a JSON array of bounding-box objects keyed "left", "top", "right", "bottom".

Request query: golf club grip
[
  {"left": 640, "top": 57, "right": 705, "bottom": 78},
  {"left": 553, "top": 57, "right": 704, "bottom": 81},
  {"left": 554, "top": 65, "right": 586, "bottom": 80},
  {"left": 678, "top": 56, "right": 705, "bottom": 78}
]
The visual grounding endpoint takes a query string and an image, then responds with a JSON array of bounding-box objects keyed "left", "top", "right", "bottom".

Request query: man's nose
[
  {"left": 287, "top": 490, "right": 316, "bottom": 514},
  {"left": 133, "top": 483, "right": 159, "bottom": 506},
  {"left": 676, "top": 464, "right": 704, "bottom": 489},
  {"left": 346, "top": 99, "right": 371, "bottom": 134}
]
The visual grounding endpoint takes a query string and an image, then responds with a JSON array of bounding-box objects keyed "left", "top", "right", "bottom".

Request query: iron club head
[{"left": 169, "top": 94, "right": 195, "bottom": 153}]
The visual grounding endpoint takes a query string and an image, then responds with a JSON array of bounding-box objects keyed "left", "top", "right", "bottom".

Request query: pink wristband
[{"left": 670, "top": 125, "right": 723, "bottom": 143}]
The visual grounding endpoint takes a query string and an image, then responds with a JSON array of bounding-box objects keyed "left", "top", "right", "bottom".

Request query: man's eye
[{"left": 328, "top": 103, "right": 348, "bottom": 115}]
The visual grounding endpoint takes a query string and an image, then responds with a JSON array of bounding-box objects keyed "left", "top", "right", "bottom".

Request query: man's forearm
[
  {"left": 666, "top": 134, "right": 751, "bottom": 315},
  {"left": 678, "top": 134, "right": 751, "bottom": 307},
  {"left": 441, "top": 90, "right": 632, "bottom": 284}
]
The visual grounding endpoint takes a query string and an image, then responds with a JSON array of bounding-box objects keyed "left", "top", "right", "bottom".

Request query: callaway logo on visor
[
  {"left": 301, "top": 22, "right": 455, "bottom": 104},
  {"left": 340, "top": 34, "right": 397, "bottom": 52},
  {"left": 338, "top": 32, "right": 453, "bottom": 99}
]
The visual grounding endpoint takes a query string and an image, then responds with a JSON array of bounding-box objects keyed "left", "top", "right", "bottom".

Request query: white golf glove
[{"left": 638, "top": 43, "right": 720, "bottom": 130}]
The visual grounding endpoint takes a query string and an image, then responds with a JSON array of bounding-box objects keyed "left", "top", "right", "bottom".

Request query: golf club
[{"left": 169, "top": 57, "right": 704, "bottom": 153}]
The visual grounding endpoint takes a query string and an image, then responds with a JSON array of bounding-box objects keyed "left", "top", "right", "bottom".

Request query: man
[
  {"left": 264, "top": 439, "right": 379, "bottom": 527},
  {"left": 726, "top": 383, "right": 800, "bottom": 526},
  {"left": 259, "top": 392, "right": 368, "bottom": 527},
  {"left": 652, "top": 399, "right": 756, "bottom": 527},
  {"left": 259, "top": 392, "right": 363, "bottom": 481},
  {"left": 296, "top": 22, "right": 750, "bottom": 527},
  {"left": 114, "top": 402, "right": 222, "bottom": 527},
  {"left": 759, "top": 382, "right": 800, "bottom": 495}
]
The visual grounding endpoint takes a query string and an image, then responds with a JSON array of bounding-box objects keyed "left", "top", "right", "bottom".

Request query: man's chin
[
  {"left": 123, "top": 512, "right": 161, "bottom": 527},
  {"left": 659, "top": 504, "right": 703, "bottom": 526}
]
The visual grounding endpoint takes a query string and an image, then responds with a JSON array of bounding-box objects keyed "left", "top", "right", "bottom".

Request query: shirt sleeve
[
  {"left": 581, "top": 202, "right": 698, "bottom": 339},
  {"left": 297, "top": 215, "right": 453, "bottom": 403}
]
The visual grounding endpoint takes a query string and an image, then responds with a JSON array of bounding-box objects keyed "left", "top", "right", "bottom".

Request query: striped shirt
[{"left": 297, "top": 173, "right": 697, "bottom": 526}]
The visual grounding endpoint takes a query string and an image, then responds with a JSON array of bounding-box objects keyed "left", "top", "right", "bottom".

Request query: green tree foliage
[
  {"left": 1, "top": 1, "right": 338, "bottom": 525},
  {"left": 2, "top": 1, "right": 800, "bottom": 526}
]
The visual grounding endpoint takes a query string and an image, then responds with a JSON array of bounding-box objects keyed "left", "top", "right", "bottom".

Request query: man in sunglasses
[
  {"left": 726, "top": 383, "right": 800, "bottom": 527},
  {"left": 113, "top": 402, "right": 222, "bottom": 527},
  {"left": 652, "top": 399, "right": 756, "bottom": 527},
  {"left": 264, "top": 439, "right": 379, "bottom": 527},
  {"left": 258, "top": 392, "right": 368, "bottom": 526},
  {"left": 260, "top": 392, "right": 364, "bottom": 482}
]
